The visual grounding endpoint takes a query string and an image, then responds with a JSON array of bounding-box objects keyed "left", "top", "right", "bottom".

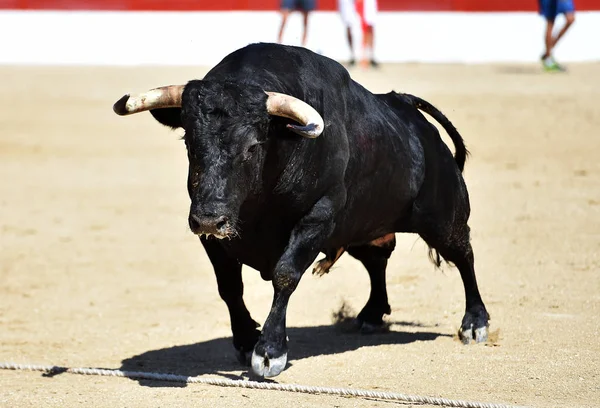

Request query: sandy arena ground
[{"left": 1, "top": 61, "right": 599, "bottom": 408}]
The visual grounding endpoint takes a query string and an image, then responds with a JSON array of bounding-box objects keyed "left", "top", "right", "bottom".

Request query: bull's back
[{"left": 204, "top": 43, "right": 352, "bottom": 109}]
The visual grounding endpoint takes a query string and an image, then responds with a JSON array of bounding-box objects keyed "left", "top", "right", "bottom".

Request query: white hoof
[
  {"left": 459, "top": 324, "right": 489, "bottom": 344},
  {"left": 474, "top": 326, "right": 488, "bottom": 343},
  {"left": 251, "top": 350, "right": 288, "bottom": 378}
]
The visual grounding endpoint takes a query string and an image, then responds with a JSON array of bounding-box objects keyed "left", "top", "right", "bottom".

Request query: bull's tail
[{"left": 401, "top": 93, "right": 469, "bottom": 172}]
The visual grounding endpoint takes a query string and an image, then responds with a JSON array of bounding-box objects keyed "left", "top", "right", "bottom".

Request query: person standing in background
[
  {"left": 278, "top": 0, "right": 316, "bottom": 47},
  {"left": 538, "top": 0, "right": 576, "bottom": 72},
  {"left": 355, "top": 0, "right": 379, "bottom": 68},
  {"left": 338, "top": 0, "right": 357, "bottom": 66}
]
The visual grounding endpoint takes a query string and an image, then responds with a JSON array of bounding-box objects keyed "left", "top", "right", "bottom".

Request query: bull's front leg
[
  {"left": 251, "top": 196, "right": 337, "bottom": 378},
  {"left": 200, "top": 236, "right": 261, "bottom": 365}
]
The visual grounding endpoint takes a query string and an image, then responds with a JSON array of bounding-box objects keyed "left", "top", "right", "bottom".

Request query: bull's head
[{"left": 112, "top": 81, "right": 324, "bottom": 239}]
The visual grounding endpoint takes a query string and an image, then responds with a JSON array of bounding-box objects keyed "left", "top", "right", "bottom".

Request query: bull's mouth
[{"left": 198, "top": 232, "right": 232, "bottom": 240}]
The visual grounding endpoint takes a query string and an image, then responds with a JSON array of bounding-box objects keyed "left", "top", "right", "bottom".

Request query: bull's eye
[{"left": 242, "top": 143, "right": 260, "bottom": 161}]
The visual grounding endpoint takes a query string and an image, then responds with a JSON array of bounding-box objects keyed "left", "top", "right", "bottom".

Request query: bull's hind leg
[
  {"left": 313, "top": 247, "right": 345, "bottom": 276},
  {"left": 200, "top": 236, "right": 261, "bottom": 365},
  {"left": 347, "top": 233, "right": 396, "bottom": 333},
  {"left": 418, "top": 223, "right": 490, "bottom": 344}
]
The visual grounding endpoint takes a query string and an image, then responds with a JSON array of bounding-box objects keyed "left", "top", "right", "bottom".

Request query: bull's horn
[
  {"left": 113, "top": 85, "right": 185, "bottom": 116},
  {"left": 265, "top": 92, "right": 324, "bottom": 138}
]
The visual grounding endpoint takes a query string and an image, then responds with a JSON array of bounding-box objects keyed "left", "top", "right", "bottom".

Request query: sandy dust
[{"left": 1, "top": 61, "right": 599, "bottom": 408}]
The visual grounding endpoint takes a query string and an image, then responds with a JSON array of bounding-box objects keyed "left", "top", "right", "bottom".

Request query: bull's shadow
[{"left": 120, "top": 321, "right": 451, "bottom": 387}]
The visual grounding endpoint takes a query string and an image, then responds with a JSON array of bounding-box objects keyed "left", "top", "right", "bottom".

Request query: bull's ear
[{"left": 149, "top": 107, "right": 183, "bottom": 129}]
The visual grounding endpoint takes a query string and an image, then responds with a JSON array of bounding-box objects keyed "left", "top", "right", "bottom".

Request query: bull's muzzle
[{"left": 188, "top": 214, "right": 232, "bottom": 239}]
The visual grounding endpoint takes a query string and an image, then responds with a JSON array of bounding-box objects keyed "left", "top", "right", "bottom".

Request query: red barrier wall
[{"left": 0, "top": 0, "right": 598, "bottom": 11}]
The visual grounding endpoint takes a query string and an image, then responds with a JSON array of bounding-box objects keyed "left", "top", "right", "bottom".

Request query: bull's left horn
[
  {"left": 113, "top": 85, "right": 185, "bottom": 116},
  {"left": 265, "top": 92, "right": 324, "bottom": 138}
]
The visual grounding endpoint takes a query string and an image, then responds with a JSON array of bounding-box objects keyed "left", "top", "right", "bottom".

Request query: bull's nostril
[
  {"left": 215, "top": 216, "right": 229, "bottom": 231},
  {"left": 189, "top": 214, "right": 202, "bottom": 231}
]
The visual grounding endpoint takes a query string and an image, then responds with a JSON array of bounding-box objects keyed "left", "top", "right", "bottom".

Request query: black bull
[{"left": 112, "top": 42, "right": 490, "bottom": 378}]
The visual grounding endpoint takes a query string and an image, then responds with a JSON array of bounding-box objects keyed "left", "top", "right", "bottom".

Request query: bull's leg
[
  {"left": 347, "top": 233, "right": 396, "bottom": 333},
  {"left": 312, "top": 247, "right": 345, "bottom": 276},
  {"left": 200, "top": 236, "right": 261, "bottom": 365},
  {"left": 251, "top": 196, "right": 337, "bottom": 378},
  {"left": 419, "top": 224, "right": 490, "bottom": 344}
]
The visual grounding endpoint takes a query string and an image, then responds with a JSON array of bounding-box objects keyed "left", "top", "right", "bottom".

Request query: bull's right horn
[
  {"left": 113, "top": 85, "right": 185, "bottom": 116},
  {"left": 265, "top": 92, "right": 324, "bottom": 138}
]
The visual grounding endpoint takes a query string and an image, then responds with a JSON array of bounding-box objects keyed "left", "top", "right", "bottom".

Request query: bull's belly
[
  {"left": 214, "top": 210, "right": 409, "bottom": 281},
  {"left": 213, "top": 183, "right": 417, "bottom": 278},
  {"left": 328, "top": 194, "right": 415, "bottom": 248},
  {"left": 334, "top": 157, "right": 421, "bottom": 246}
]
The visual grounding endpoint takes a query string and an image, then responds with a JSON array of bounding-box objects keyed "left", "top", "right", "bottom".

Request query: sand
[{"left": 1, "top": 62, "right": 599, "bottom": 408}]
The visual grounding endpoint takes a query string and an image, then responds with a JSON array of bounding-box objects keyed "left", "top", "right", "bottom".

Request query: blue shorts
[
  {"left": 281, "top": 0, "right": 316, "bottom": 11},
  {"left": 539, "top": 0, "right": 575, "bottom": 20}
]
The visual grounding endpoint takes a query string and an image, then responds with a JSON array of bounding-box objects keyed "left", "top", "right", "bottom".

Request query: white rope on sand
[{"left": 0, "top": 362, "right": 527, "bottom": 408}]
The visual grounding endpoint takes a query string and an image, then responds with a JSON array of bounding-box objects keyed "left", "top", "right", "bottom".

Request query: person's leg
[
  {"left": 359, "top": 28, "right": 368, "bottom": 68},
  {"left": 354, "top": 0, "right": 368, "bottom": 68},
  {"left": 301, "top": 11, "right": 310, "bottom": 47},
  {"left": 346, "top": 26, "right": 355, "bottom": 64},
  {"left": 363, "top": 0, "right": 378, "bottom": 67},
  {"left": 339, "top": 0, "right": 355, "bottom": 64},
  {"left": 542, "top": 17, "right": 555, "bottom": 60},
  {"left": 545, "top": 6, "right": 574, "bottom": 71},
  {"left": 278, "top": 9, "right": 291, "bottom": 44},
  {"left": 299, "top": 0, "right": 315, "bottom": 47},
  {"left": 365, "top": 25, "right": 378, "bottom": 67},
  {"left": 538, "top": 0, "right": 565, "bottom": 71},
  {"left": 361, "top": 25, "right": 372, "bottom": 66},
  {"left": 553, "top": 0, "right": 576, "bottom": 48},
  {"left": 278, "top": 0, "right": 295, "bottom": 44},
  {"left": 542, "top": 11, "right": 574, "bottom": 71},
  {"left": 552, "top": 11, "right": 575, "bottom": 47}
]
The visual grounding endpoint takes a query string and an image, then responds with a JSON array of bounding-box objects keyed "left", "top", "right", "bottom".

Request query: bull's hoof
[
  {"left": 251, "top": 350, "right": 288, "bottom": 378},
  {"left": 312, "top": 257, "right": 331, "bottom": 277},
  {"left": 354, "top": 318, "right": 389, "bottom": 334},
  {"left": 458, "top": 305, "right": 490, "bottom": 344},
  {"left": 355, "top": 304, "right": 391, "bottom": 334},
  {"left": 459, "top": 325, "right": 489, "bottom": 344}
]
